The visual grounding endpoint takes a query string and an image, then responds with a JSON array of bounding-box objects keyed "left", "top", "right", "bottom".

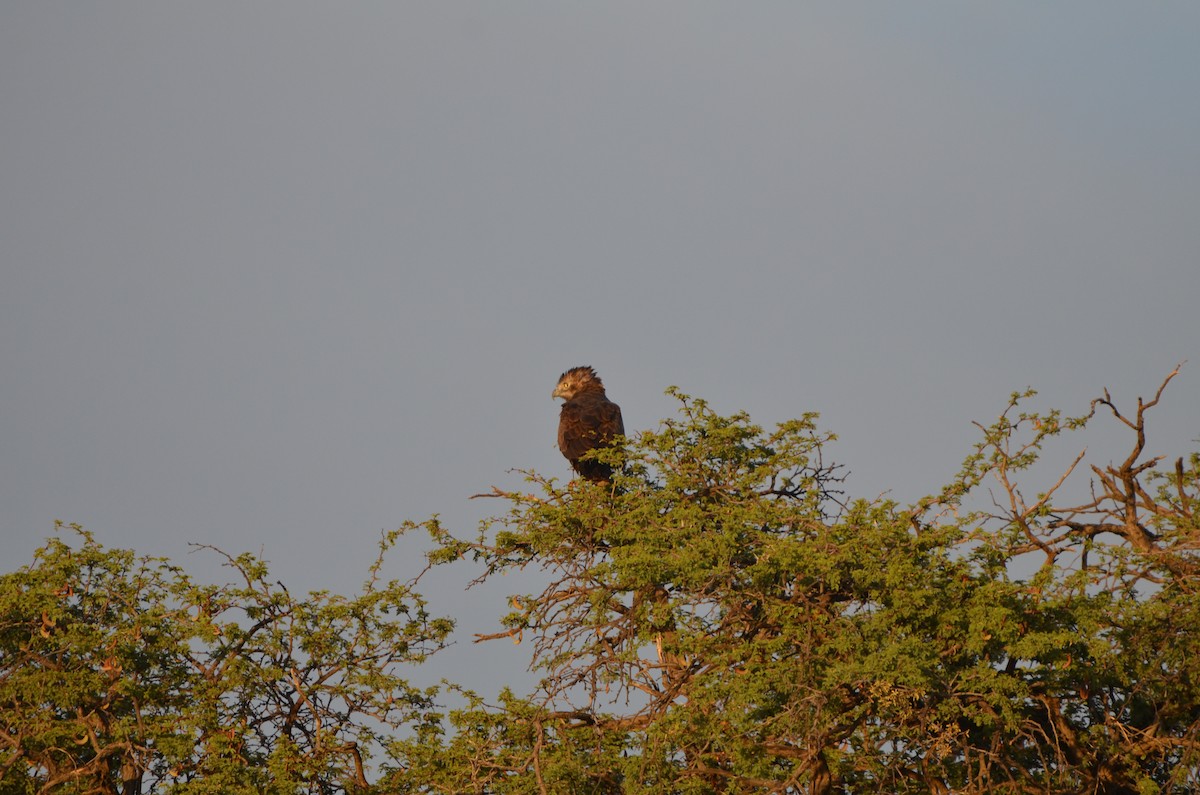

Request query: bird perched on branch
[{"left": 552, "top": 366, "right": 624, "bottom": 482}]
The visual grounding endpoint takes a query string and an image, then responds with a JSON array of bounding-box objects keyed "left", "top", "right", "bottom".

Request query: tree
[
  {"left": 392, "top": 368, "right": 1200, "bottom": 794},
  {"left": 0, "top": 528, "right": 451, "bottom": 794},
  {"left": 4, "top": 369, "right": 1198, "bottom": 793}
]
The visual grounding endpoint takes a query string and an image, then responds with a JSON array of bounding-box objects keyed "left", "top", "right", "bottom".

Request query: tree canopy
[
  {"left": 4, "top": 369, "right": 1198, "bottom": 793},
  {"left": 0, "top": 530, "right": 450, "bottom": 794}
]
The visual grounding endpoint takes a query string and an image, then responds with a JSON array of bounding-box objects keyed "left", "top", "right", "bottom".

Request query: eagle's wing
[{"left": 559, "top": 393, "right": 624, "bottom": 475}]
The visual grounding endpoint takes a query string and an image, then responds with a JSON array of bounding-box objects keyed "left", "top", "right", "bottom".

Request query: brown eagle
[{"left": 552, "top": 366, "right": 624, "bottom": 482}]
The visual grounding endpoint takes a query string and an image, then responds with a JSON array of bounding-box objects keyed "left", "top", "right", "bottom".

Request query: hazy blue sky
[{"left": 4, "top": 5, "right": 1198, "bottom": 688}]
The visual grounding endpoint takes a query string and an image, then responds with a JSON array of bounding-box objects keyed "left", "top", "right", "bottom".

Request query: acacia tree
[
  {"left": 0, "top": 527, "right": 451, "bottom": 794},
  {"left": 390, "top": 368, "right": 1200, "bottom": 794},
  {"left": 4, "top": 371, "right": 1197, "bottom": 794}
]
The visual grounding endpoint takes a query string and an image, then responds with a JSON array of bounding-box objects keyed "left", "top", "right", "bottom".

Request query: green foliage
[
  {"left": 0, "top": 526, "right": 450, "bottom": 794},
  {"left": 5, "top": 369, "right": 1198, "bottom": 793},
  {"left": 397, "top": 370, "right": 1200, "bottom": 793}
]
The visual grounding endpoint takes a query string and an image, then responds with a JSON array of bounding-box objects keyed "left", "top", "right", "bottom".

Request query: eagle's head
[{"left": 553, "top": 366, "right": 604, "bottom": 401}]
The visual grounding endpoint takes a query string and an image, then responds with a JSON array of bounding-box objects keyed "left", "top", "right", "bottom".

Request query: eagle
[{"left": 552, "top": 366, "right": 624, "bottom": 482}]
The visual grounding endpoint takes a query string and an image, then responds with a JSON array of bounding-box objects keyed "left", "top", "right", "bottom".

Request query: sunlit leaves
[
  {"left": 0, "top": 524, "right": 450, "bottom": 794},
  {"left": 408, "top": 376, "right": 1200, "bottom": 793},
  {"left": 6, "top": 372, "right": 1198, "bottom": 792}
]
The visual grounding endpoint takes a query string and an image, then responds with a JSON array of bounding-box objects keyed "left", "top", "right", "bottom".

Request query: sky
[{"left": 3, "top": 4, "right": 1198, "bottom": 691}]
